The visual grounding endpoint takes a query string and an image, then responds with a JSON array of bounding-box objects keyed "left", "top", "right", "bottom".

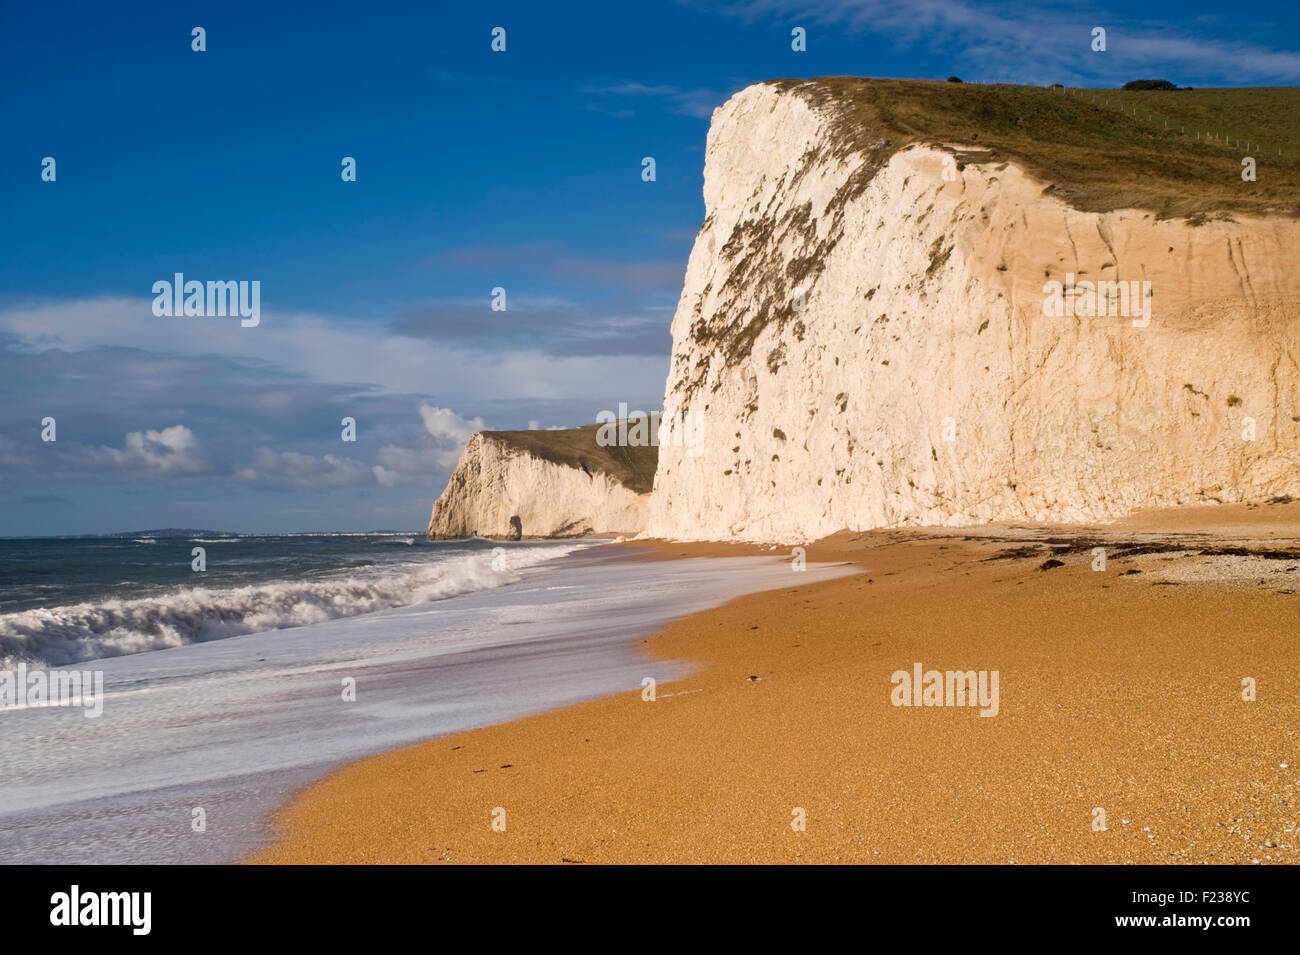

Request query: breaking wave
[{"left": 0, "top": 544, "right": 583, "bottom": 667}]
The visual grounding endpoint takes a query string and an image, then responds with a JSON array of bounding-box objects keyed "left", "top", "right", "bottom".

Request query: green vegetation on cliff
[
  {"left": 775, "top": 77, "right": 1300, "bottom": 218},
  {"left": 487, "top": 424, "right": 658, "bottom": 495}
]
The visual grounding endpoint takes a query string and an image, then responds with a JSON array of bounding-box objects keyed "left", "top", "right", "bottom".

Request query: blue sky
[{"left": 3, "top": 0, "right": 1299, "bottom": 534}]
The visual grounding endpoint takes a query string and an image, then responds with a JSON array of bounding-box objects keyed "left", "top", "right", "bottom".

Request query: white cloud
[
  {"left": 417, "top": 404, "right": 484, "bottom": 444},
  {"left": 0, "top": 424, "right": 210, "bottom": 479},
  {"left": 371, "top": 443, "right": 465, "bottom": 487},
  {"left": 368, "top": 403, "right": 485, "bottom": 487},
  {"left": 231, "top": 404, "right": 487, "bottom": 490},
  {"left": 235, "top": 448, "right": 374, "bottom": 488},
  {"left": 109, "top": 425, "right": 207, "bottom": 475},
  {"left": 0, "top": 296, "right": 669, "bottom": 403},
  {"left": 0, "top": 391, "right": 490, "bottom": 491}
]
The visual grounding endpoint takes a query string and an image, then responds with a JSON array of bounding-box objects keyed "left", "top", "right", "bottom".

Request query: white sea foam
[
  {"left": 0, "top": 543, "right": 585, "bottom": 667},
  {"left": 0, "top": 551, "right": 858, "bottom": 863}
]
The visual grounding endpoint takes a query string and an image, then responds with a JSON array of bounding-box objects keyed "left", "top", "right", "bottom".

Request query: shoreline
[
  {"left": 249, "top": 505, "right": 1300, "bottom": 864},
  {"left": 2, "top": 543, "right": 852, "bottom": 864}
]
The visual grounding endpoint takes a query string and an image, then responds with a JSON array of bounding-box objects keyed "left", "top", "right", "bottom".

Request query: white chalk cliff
[
  {"left": 427, "top": 431, "right": 650, "bottom": 539},
  {"left": 645, "top": 81, "right": 1300, "bottom": 543}
]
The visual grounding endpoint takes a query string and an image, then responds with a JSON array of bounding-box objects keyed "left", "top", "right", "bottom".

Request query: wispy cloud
[
  {"left": 0, "top": 296, "right": 669, "bottom": 399},
  {"left": 429, "top": 241, "right": 687, "bottom": 291},
  {"left": 697, "top": 0, "right": 1300, "bottom": 84},
  {"left": 0, "top": 295, "right": 670, "bottom": 506},
  {"left": 391, "top": 301, "right": 671, "bottom": 357},
  {"left": 20, "top": 494, "right": 68, "bottom": 505},
  {"left": 0, "top": 424, "right": 211, "bottom": 480},
  {"left": 410, "top": 242, "right": 681, "bottom": 356},
  {"left": 372, "top": 404, "right": 487, "bottom": 488},
  {"left": 235, "top": 448, "right": 374, "bottom": 490},
  {"left": 585, "top": 102, "right": 636, "bottom": 118},
  {"left": 582, "top": 82, "right": 735, "bottom": 119}
]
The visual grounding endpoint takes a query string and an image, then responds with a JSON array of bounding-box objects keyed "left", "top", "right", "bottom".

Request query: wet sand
[{"left": 250, "top": 505, "right": 1300, "bottom": 864}]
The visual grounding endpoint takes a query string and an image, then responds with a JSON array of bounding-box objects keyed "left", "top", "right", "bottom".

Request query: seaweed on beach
[
  {"left": 1107, "top": 541, "right": 1197, "bottom": 557},
  {"left": 986, "top": 545, "right": 1046, "bottom": 561},
  {"left": 1198, "top": 545, "right": 1300, "bottom": 560}
]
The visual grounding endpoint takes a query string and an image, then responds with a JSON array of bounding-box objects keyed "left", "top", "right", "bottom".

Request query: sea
[
  {"left": 0, "top": 533, "right": 577, "bottom": 667},
  {"left": 0, "top": 532, "right": 856, "bottom": 863}
]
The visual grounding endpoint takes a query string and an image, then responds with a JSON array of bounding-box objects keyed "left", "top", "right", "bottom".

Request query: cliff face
[
  {"left": 646, "top": 81, "right": 1300, "bottom": 543},
  {"left": 427, "top": 429, "right": 652, "bottom": 539}
]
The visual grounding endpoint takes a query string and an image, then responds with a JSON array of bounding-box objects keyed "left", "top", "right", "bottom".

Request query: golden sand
[{"left": 250, "top": 507, "right": 1300, "bottom": 864}]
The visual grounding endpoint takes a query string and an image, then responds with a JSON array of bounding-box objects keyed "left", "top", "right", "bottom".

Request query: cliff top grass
[
  {"left": 771, "top": 77, "right": 1300, "bottom": 218},
  {"left": 486, "top": 424, "right": 658, "bottom": 495}
]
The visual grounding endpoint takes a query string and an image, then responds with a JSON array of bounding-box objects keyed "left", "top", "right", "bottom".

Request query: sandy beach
[{"left": 251, "top": 505, "right": 1300, "bottom": 865}]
